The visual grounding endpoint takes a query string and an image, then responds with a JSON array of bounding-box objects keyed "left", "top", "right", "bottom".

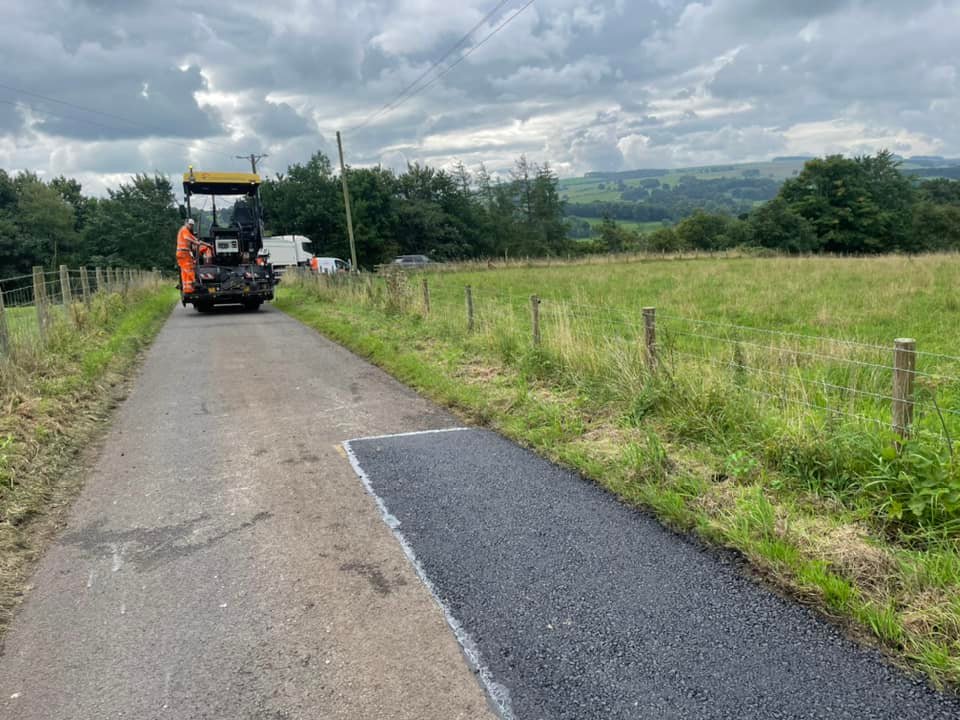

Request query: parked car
[{"left": 392, "top": 254, "right": 432, "bottom": 268}]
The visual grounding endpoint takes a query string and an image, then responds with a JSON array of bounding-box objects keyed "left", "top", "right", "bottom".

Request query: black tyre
[
  {"left": 242, "top": 300, "right": 262, "bottom": 312},
  {"left": 194, "top": 302, "right": 214, "bottom": 313}
]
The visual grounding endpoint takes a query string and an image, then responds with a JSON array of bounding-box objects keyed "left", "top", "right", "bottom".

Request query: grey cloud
[
  {"left": 250, "top": 102, "right": 313, "bottom": 140},
  {"left": 26, "top": 66, "right": 221, "bottom": 142}
]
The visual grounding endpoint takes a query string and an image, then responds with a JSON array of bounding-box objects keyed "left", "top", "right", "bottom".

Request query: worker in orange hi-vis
[
  {"left": 309, "top": 256, "right": 320, "bottom": 273},
  {"left": 176, "top": 218, "right": 212, "bottom": 292}
]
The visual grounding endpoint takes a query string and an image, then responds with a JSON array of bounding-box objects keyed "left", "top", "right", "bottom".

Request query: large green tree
[
  {"left": 82, "top": 174, "right": 180, "bottom": 269},
  {"left": 14, "top": 173, "right": 76, "bottom": 270},
  {"left": 778, "top": 150, "right": 914, "bottom": 253}
]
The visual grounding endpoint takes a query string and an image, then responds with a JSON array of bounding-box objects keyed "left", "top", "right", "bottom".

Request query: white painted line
[
  {"left": 342, "top": 437, "right": 514, "bottom": 720},
  {"left": 345, "top": 426, "right": 471, "bottom": 444}
]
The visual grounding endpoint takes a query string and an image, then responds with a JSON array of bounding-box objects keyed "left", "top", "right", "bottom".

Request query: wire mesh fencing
[
  {"left": 0, "top": 265, "right": 163, "bottom": 360},
  {"left": 288, "top": 270, "right": 960, "bottom": 453}
]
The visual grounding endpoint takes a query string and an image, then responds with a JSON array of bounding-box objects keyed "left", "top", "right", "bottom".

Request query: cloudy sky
[{"left": 2, "top": 0, "right": 958, "bottom": 194}]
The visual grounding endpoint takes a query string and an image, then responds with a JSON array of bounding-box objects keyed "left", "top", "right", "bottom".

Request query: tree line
[
  {"left": 3, "top": 149, "right": 960, "bottom": 278},
  {"left": 0, "top": 154, "right": 572, "bottom": 277},
  {"left": 0, "top": 170, "right": 181, "bottom": 277},
  {"left": 592, "top": 151, "right": 960, "bottom": 255},
  {"left": 260, "top": 153, "right": 569, "bottom": 267}
]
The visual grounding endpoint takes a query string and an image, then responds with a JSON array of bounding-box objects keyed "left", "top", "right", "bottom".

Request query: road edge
[
  {"left": 0, "top": 291, "right": 177, "bottom": 648},
  {"left": 343, "top": 432, "right": 514, "bottom": 720}
]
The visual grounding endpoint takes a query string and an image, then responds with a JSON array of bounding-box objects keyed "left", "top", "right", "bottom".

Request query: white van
[
  {"left": 312, "top": 257, "right": 351, "bottom": 274},
  {"left": 262, "top": 235, "right": 314, "bottom": 273}
]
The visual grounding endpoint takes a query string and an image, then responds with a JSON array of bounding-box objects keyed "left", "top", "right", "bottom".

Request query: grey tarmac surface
[
  {"left": 348, "top": 428, "right": 960, "bottom": 720},
  {"left": 0, "top": 305, "right": 497, "bottom": 720}
]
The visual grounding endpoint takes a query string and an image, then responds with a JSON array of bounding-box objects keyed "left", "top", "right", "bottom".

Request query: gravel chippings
[{"left": 349, "top": 428, "right": 960, "bottom": 720}]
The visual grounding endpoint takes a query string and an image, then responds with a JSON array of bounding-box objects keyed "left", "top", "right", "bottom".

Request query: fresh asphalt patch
[{"left": 345, "top": 428, "right": 960, "bottom": 720}]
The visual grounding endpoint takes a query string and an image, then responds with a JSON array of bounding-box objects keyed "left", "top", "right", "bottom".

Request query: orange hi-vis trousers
[{"left": 177, "top": 251, "right": 197, "bottom": 293}]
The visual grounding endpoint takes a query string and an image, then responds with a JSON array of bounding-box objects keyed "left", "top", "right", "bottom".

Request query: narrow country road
[{"left": 0, "top": 305, "right": 496, "bottom": 720}]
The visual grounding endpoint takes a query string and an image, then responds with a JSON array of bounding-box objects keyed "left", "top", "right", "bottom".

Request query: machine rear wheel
[
  {"left": 194, "top": 301, "right": 214, "bottom": 313},
  {"left": 242, "top": 299, "right": 262, "bottom": 312}
]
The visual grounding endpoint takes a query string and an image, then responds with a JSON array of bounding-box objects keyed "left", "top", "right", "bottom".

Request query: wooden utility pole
[
  {"left": 336, "top": 131, "right": 359, "bottom": 273},
  {"left": 237, "top": 153, "right": 268, "bottom": 174}
]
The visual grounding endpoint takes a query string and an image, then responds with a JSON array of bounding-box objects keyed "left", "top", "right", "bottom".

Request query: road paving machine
[{"left": 180, "top": 168, "right": 277, "bottom": 312}]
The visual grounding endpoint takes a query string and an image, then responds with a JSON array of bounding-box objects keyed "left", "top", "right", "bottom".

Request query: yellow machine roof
[{"left": 183, "top": 169, "right": 261, "bottom": 195}]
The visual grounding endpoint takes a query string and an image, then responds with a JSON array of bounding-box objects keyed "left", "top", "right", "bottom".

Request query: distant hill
[
  {"left": 559, "top": 157, "right": 960, "bottom": 205},
  {"left": 558, "top": 156, "right": 960, "bottom": 237}
]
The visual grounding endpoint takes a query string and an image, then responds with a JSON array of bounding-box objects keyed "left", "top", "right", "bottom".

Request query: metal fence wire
[
  {"left": 295, "top": 270, "right": 960, "bottom": 449},
  {"left": 0, "top": 265, "right": 162, "bottom": 357}
]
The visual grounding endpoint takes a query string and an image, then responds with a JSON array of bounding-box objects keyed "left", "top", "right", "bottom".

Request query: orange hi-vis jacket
[{"left": 177, "top": 226, "right": 197, "bottom": 254}]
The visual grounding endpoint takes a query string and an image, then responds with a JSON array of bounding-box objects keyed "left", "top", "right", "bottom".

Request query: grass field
[
  {"left": 558, "top": 159, "right": 809, "bottom": 201},
  {"left": 0, "top": 282, "right": 175, "bottom": 634},
  {"left": 278, "top": 254, "right": 960, "bottom": 690},
  {"left": 580, "top": 216, "right": 672, "bottom": 233}
]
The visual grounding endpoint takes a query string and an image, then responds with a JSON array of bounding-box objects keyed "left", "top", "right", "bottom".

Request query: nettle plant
[{"left": 866, "top": 439, "right": 960, "bottom": 535}]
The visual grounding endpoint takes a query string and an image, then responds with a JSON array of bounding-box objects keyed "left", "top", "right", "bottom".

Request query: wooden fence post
[
  {"left": 95, "top": 267, "right": 104, "bottom": 294},
  {"left": 893, "top": 338, "right": 917, "bottom": 441},
  {"left": 32, "top": 266, "right": 48, "bottom": 342},
  {"left": 465, "top": 285, "right": 474, "bottom": 332},
  {"left": 80, "top": 267, "right": 91, "bottom": 305},
  {"left": 643, "top": 307, "right": 658, "bottom": 371},
  {"left": 422, "top": 278, "right": 430, "bottom": 316},
  {"left": 104, "top": 268, "right": 113, "bottom": 293},
  {"left": 60, "top": 264, "right": 72, "bottom": 306},
  {"left": 531, "top": 295, "right": 541, "bottom": 346},
  {"left": 0, "top": 288, "right": 9, "bottom": 356}
]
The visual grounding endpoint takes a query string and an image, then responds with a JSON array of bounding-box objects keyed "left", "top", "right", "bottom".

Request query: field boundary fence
[
  {"left": 294, "top": 269, "right": 960, "bottom": 452},
  {"left": 0, "top": 265, "right": 163, "bottom": 360}
]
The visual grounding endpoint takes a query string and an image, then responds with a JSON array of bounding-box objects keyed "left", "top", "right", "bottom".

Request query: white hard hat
[
  {"left": 186, "top": 218, "right": 195, "bottom": 227},
  {"left": 258, "top": 248, "right": 268, "bottom": 256}
]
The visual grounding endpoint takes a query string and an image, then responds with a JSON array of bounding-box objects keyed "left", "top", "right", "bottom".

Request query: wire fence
[
  {"left": 290, "top": 269, "right": 960, "bottom": 451},
  {"left": 0, "top": 265, "right": 163, "bottom": 358}
]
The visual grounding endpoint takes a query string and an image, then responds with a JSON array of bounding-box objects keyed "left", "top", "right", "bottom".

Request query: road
[{"left": 0, "top": 305, "right": 496, "bottom": 720}]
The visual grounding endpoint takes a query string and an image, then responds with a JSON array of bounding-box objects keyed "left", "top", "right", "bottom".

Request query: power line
[
  {"left": 351, "top": 0, "right": 513, "bottom": 132},
  {"left": 348, "top": 0, "right": 536, "bottom": 134},
  {"left": 415, "top": 0, "right": 536, "bottom": 99},
  {"left": 0, "top": 98, "right": 238, "bottom": 160},
  {"left": 0, "top": 81, "right": 240, "bottom": 154}
]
